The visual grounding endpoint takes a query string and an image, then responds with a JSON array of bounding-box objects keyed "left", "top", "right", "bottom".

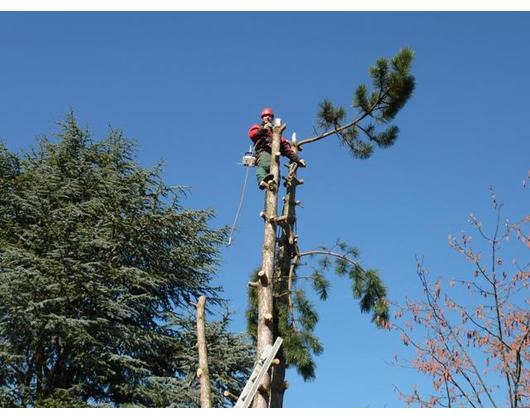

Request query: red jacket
[{"left": 248, "top": 123, "right": 297, "bottom": 160}]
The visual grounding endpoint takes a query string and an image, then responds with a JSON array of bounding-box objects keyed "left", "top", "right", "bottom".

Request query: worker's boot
[
  {"left": 259, "top": 174, "right": 274, "bottom": 191},
  {"left": 266, "top": 179, "right": 277, "bottom": 192}
]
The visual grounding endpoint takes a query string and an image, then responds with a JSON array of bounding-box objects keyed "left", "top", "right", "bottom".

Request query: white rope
[{"left": 227, "top": 151, "right": 255, "bottom": 246}]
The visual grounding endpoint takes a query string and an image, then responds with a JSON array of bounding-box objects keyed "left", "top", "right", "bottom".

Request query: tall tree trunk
[
  {"left": 193, "top": 296, "right": 212, "bottom": 408},
  {"left": 271, "top": 240, "right": 289, "bottom": 408},
  {"left": 253, "top": 122, "right": 284, "bottom": 408},
  {"left": 271, "top": 152, "right": 301, "bottom": 408}
]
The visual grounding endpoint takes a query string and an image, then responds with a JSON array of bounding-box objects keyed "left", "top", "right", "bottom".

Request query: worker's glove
[
  {"left": 292, "top": 156, "right": 306, "bottom": 167},
  {"left": 258, "top": 128, "right": 269, "bottom": 136},
  {"left": 263, "top": 123, "right": 273, "bottom": 131}
]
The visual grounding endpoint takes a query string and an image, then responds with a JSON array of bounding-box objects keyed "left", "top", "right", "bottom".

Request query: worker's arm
[
  {"left": 248, "top": 124, "right": 266, "bottom": 142},
  {"left": 281, "top": 138, "right": 306, "bottom": 167}
]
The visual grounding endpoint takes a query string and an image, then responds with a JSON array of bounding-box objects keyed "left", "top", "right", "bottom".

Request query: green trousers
[{"left": 256, "top": 150, "right": 271, "bottom": 186}]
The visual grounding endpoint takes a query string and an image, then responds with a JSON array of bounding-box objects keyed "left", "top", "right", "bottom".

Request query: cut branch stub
[
  {"left": 260, "top": 211, "right": 275, "bottom": 224},
  {"left": 224, "top": 390, "right": 238, "bottom": 403},
  {"left": 258, "top": 270, "right": 268, "bottom": 286}
]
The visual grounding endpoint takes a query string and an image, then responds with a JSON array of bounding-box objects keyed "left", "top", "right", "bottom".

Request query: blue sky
[{"left": 1, "top": 12, "right": 530, "bottom": 408}]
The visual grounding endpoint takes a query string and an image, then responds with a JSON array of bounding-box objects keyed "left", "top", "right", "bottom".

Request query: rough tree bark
[
  {"left": 270, "top": 144, "right": 302, "bottom": 408},
  {"left": 192, "top": 295, "right": 212, "bottom": 408},
  {"left": 253, "top": 121, "right": 284, "bottom": 408}
]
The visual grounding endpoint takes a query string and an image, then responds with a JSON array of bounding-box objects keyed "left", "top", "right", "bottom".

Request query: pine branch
[{"left": 298, "top": 48, "right": 414, "bottom": 155}]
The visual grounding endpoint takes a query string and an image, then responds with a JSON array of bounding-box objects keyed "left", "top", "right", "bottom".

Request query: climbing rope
[{"left": 227, "top": 147, "right": 256, "bottom": 246}]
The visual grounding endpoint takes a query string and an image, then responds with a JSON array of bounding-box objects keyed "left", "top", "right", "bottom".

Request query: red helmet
[{"left": 261, "top": 107, "right": 274, "bottom": 118}]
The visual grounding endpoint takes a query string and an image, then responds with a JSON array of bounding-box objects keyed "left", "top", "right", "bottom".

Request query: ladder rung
[{"left": 234, "top": 337, "right": 283, "bottom": 408}]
